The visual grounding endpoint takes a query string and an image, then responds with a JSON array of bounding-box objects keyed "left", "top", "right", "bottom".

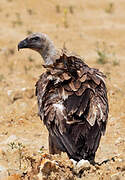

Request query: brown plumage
[{"left": 18, "top": 33, "right": 109, "bottom": 162}]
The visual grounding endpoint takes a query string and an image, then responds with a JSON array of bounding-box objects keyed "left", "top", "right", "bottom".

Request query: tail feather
[
  {"left": 53, "top": 126, "right": 79, "bottom": 157},
  {"left": 50, "top": 121, "right": 102, "bottom": 162}
]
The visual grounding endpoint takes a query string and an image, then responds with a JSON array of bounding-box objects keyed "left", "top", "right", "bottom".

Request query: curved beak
[{"left": 18, "top": 38, "right": 28, "bottom": 51}]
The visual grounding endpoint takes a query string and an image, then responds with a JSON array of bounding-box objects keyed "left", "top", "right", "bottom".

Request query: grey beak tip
[
  {"left": 18, "top": 39, "right": 28, "bottom": 51},
  {"left": 18, "top": 42, "right": 22, "bottom": 51}
]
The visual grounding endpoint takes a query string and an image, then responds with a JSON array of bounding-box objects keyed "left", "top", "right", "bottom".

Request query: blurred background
[{"left": 0, "top": 0, "right": 125, "bottom": 179}]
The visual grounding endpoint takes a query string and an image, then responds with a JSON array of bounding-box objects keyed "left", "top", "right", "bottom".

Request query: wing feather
[
  {"left": 63, "top": 70, "right": 108, "bottom": 134},
  {"left": 79, "top": 74, "right": 87, "bottom": 82}
]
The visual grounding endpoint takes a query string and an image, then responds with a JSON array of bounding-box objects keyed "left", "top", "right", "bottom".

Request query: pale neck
[{"left": 39, "top": 41, "right": 57, "bottom": 65}]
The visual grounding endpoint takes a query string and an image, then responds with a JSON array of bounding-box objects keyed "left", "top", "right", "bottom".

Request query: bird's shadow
[{"left": 94, "top": 156, "right": 116, "bottom": 166}]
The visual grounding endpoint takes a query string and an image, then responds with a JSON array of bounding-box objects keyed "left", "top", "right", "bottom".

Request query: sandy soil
[{"left": 0, "top": 0, "right": 125, "bottom": 179}]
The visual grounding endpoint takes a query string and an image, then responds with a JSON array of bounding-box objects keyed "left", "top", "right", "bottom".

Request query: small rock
[
  {"left": 40, "top": 159, "right": 58, "bottom": 176},
  {"left": 73, "top": 159, "right": 91, "bottom": 174},
  {"left": 70, "top": 159, "right": 77, "bottom": 166},
  {"left": 111, "top": 173, "right": 121, "bottom": 180},
  {"left": 117, "top": 158, "right": 124, "bottom": 162},
  {"left": 12, "top": 93, "right": 23, "bottom": 102},
  {"left": 0, "top": 165, "right": 8, "bottom": 180},
  {"left": 7, "top": 90, "right": 23, "bottom": 103},
  {"left": 24, "top": 89, "right": 34, "bottom": 99},
  {"left": 115, "top": 137, "right": 125, "bottom": 145}
]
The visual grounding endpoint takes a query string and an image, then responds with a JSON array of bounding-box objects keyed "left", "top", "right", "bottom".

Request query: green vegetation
[
  {"left": 27, "top": 9, "right": 34, "bottom": 15},
  {"left": 12, "top": 13, "right": 23, "bottom": 27},
  {"left": 55, "top": 5, "right": 74, "bottom": 28},
  {"left": 112, "top": 53, "right": 120, "bottom": 66},
  {"left": 105, "top": 3, "right": 114, "bottom": 14},
  {"left": 96, "top": 42, "right": 119, "bottom": 66},
  {"left": 8, "top": 62, "right": 14, "bottom": 73},
  {"left": 96, "top": 42, "right": 108, "bottom": 64},
  {"left": 8, "top": 142, "right": 25, "bottom": 169},
  {"left": 35, "top": 64, "right": 42, "bottom": 69},
  {"left": 0, "top": 74, "right": 5, "bottom": 81},
  {"left": 24, "top": 65, "right": 32, "bottom": 73},
  {"left": 69, "top": 5, "right": 74, "bottom": 14},
  {"left": 27, "top": 30, "right": 33, "bottom": 35},
  {"left": 38, "top": 146, "right": 44, "bottom": 154},
  {"left": 28, "top": 56, "right": 34, "bottom": 62},
  {"left": 56, "top": 5, "right": 61, "bottom": 13},
  {"left": 63, "top": 8, "right": 69, "bottom": 28}
]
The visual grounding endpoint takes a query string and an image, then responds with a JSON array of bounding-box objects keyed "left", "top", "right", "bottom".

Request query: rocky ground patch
[{"left": 0, "top": 0, "right": 125, "bottom": 179}]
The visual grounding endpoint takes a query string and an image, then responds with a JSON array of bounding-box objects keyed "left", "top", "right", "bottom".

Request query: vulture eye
[{"left": 31, "top": 37, "right": 40, "bottom": 41}]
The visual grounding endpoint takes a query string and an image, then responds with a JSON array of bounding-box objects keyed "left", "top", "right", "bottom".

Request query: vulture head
[{"left": 18, "top": 33, "right": 57, "bottom": 65}]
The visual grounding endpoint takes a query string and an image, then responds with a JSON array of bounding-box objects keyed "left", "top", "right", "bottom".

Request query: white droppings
[
  {"left": 47, "top": 75, "right": 53, "bottom": 80},
  {"left": 54, "top": 77, "right": 61, "bottom": 84},
  {"left": 97, "top": 103, "right": 103, "bottom": 119},
  {"left": 87, "top": 105, "right": 97, "bottom": 126},
  {"left": 62, "top": 88, "right": 68, "bottom": 100},
  {"left": 53, "top": 101, "right": 64, "bottom": 112},
  {"left": 53, "top": 101, "right": 67, "bottom": 121},
  {"left": 50, "top": 94, "right": 58, "bottom": 100}
]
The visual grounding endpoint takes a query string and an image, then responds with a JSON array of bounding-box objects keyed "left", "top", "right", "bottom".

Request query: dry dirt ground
[{"left": 0, "top": 0, "right": 125, "bottom": 179}]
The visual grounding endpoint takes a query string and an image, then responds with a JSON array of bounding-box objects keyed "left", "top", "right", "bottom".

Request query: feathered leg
[{"left": 49, "top": 133, "right": 61, "bottom": 155}]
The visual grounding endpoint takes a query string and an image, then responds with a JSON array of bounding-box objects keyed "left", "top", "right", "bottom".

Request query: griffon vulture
[{"left": 18, "top": 33, "right": 109, "bottom": 163}]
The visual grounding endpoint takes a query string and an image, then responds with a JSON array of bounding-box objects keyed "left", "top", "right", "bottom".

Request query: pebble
[
  {"left": 115, "top": 137, "right": 125, "bottom": 145},
  {"left": 0, "top": 165, "right": 8, "bottom": 180},
  {"left": 111, "top": 173, "right": 121, "bottom": 180},
  {"left": 40, "top": 159, "right": 58, "bottom": 175},
  {"left": 73, "top": 159, "right": 91, "bottom": 174}
]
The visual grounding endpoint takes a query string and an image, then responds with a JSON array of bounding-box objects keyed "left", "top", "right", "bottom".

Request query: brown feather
[
  {"left": 69, "top": 80, "right": 78, "bottom": 91},
  {"left": 73, "top": 80, "right": 81, "bottom": 89},
  {"left": 55, "top": 62, "right": 64, "bottom": 69},
  {"left": 75, "top": 85, "right": 87, "bottom": 96},
  {"left": 46, "top": 108, "right": 55, "bottom": 123},
  {"left": 91, "top": 75, "right": 100, "bottom": 85},
  {"left": 66, "top": 91, "right": 74, "bottom": 96},
  {"left": 58, "top": 86, "right": 63, "bottom": 97},
  {"left": 76, "top": 89, "right": 90, "bottom": 117},
  {"left": 62, "top": 72, "right": 71, "bottom": 80},
  {"left": 77, "top": 68, "right": 84, "bottom": 77},
  {"left": 63, "top": 84, "right": 72, "bottom": 91},
  {"left": 80, "top": 74, "right": 87, "bottom": 82}
]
